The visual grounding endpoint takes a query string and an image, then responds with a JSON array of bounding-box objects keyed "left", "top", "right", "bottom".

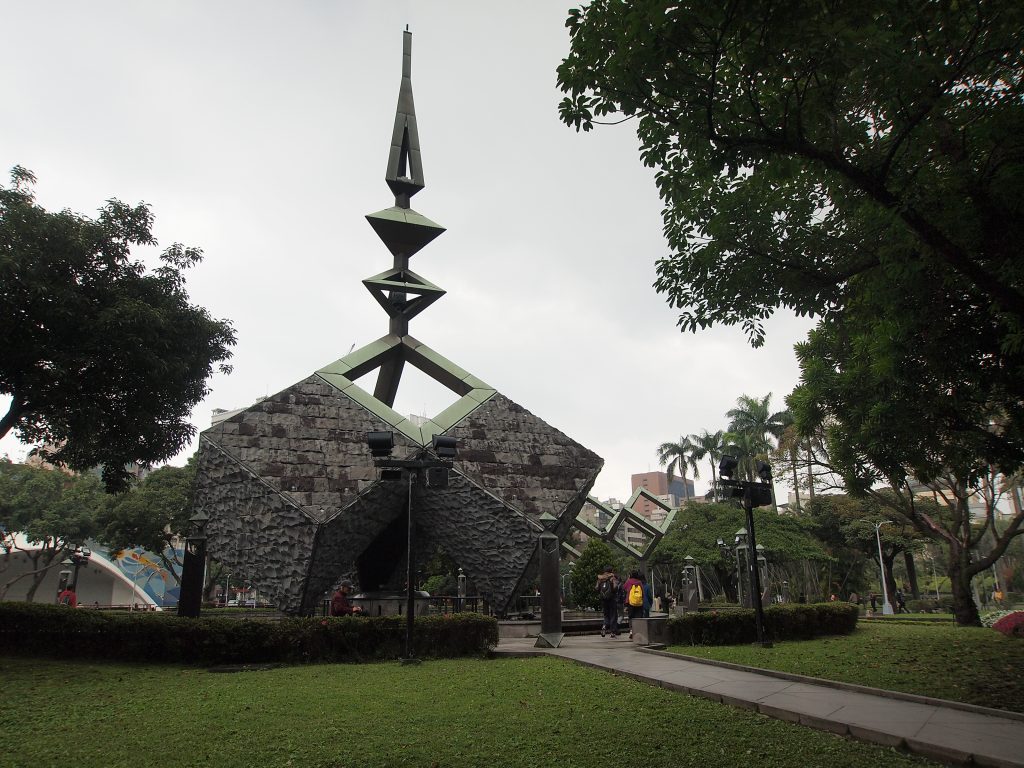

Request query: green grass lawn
[
  {"left": 667, "top": 620, "right": 1024, "bottom": 713},
  {"left": 0, "top": 655, "right": 938, "bottom": 768}
]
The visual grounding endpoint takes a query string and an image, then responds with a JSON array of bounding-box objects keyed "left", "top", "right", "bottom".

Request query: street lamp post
[
  {"left": 756, "top": 543, "right": 768, "bottom": 601},
  {"left": 734, "top": 528, "right": 748, "bottom": 607},
  {"left": 178, "top": 509, "right": 209, "bottom": 618},
  {"left": 684, "top": 554, "right": 704, "bottom": 602},
  {"left": 873, "top": 520, "right": 895, "bottom": 615},
  {"left": 69, "top": 546, "right": 91, "bottom": 592},
  {"left": 457, "top": 567, "right": 467, "bottom": 612},
  {"left": 716, "top": 537, "right": 731, "bottom": 601},
  {"left": 720, "top": 456, "right": 774, "bottom": 648},
  {"left": 368, "top": 431, "right": 457, "bottom": 664}
]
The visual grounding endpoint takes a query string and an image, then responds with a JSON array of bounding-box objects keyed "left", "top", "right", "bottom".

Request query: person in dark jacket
[
  {"left": 595, "top": 566, "right": 620, "bottom": 637},
  {"left": 330, "top": 579, "right": 363, "bottom": 616}
]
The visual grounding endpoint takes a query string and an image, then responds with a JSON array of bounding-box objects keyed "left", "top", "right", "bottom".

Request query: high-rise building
[{"left": 631, "top": 471, "right": 694, "bottom": 523}]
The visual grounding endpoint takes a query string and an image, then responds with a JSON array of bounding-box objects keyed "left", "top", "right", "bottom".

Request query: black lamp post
[
  {"left": 178, "top": 509, "right": 209, "bottom": 618},
  {"left": 734, "top": 527, "right": 748, "bottom": 607},
  {"left": 368, "top": 431, "right": 457, "bottom": 664},
  {"left": 719, "top": 455, "right": 773, "bottom": 648},
  {"left": 68, "top": 546, "right": 91, "bottom": 592}
]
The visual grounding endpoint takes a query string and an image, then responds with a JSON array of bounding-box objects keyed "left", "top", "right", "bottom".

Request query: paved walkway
[{"left": 492, "top": 634, "right": 1024, "bottom": 767}]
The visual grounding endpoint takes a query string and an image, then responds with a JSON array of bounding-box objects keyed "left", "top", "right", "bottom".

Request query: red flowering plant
[{"left": 992, "top": 611, "right": 1024, "bottom": 638}]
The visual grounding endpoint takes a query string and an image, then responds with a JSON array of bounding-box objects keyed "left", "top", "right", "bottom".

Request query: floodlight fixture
[
  {"left": 719, "top": 455, "right": 738, "bottom": 480},
  {"left": 367, "top": 431, "right": 395, "bottom": 458},
  {"left": 431, "top": 434, "right": 457, "bottom": 460}
]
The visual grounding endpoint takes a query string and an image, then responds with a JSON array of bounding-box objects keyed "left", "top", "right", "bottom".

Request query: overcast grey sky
[{"left": 0, "top": 2, "right": 814, "bottom": 501}]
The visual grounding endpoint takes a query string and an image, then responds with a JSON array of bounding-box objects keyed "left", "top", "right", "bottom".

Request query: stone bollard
[{"left": 630, "top": 614, "right": 669, "bottom": 646}]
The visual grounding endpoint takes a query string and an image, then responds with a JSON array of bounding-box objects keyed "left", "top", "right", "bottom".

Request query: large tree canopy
[
  {"left": 557, "top": 0, "right": 1024, "bottom": 348},
  {"left": 0, "top": 168, "right": 236, "bottom": 490},
  {"left": 0, "top": 459, "right": 107, "bottom": 601}
]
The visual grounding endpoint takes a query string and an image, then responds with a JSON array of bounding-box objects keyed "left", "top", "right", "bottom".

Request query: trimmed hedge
[
  {"left": 667, "top": 603, "right": 858, "bottom": 646},
  {"left": 0, "top": 602, "right": 498, "bottom": 665}
]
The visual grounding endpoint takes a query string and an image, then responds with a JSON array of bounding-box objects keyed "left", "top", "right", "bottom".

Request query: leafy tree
[
  {"left": 557, "top": 0, "right": 1024, "bottom": 349},
  {"left": 789, "top": 278, "right": 1024, "bottom": 624},
  {"left": 0, "top": 459, "right": 107, "bottom": 600},
  {"left": 0, "top": 167, "right": 236, "bottom": 491},
  {"left": 97, "top": 460, "right": 197, "bottom": 585},
  {"left": 655, "top": 435, "right": 696, "bottom": 501},
  {"left": 649, "top": 501, "right": 830, "bottom": 603},
  {"left": 806, "top": 494, "right": 922, "bottom": 603},
  {"left": 557, "top": 0, "right": 1024, "bottom": 625}
]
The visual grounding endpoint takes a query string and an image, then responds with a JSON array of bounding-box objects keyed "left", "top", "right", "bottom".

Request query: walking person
[
  {"left": 894, "top": 588, "right": 907, "bottom": 614},
  {"left": 640, "top": 573, "right": 653, "bottom": 618},
  {"left": 621, "top": 569, "right": 645, "bottom": 639},
  {"left": 595, "top": 566, "right": 620, "bottom": 637}
]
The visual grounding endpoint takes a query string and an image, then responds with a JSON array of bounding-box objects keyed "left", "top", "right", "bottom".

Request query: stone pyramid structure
[{"left": 192, "top": 31, "right": 603, "bottom": 615}]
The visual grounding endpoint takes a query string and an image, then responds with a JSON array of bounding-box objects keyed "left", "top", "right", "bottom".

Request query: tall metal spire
[
  {"left": 385, "top": 29, "right": 424, "bottom": 208},
  {"left": 362, "top": 30, "right": 447, "bottom": 406}
]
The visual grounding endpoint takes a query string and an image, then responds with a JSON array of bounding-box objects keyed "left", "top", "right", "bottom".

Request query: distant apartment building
[{"left": 630, "top": 471, "right": 694, "bottom": 525}]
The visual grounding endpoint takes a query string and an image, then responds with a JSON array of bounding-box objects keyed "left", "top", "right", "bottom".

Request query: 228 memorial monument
[{"left": 191, "top": 31, "right": 604, "bottom": 616}]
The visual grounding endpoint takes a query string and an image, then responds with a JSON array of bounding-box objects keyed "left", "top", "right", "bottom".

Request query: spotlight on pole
[
  {"left": 367, "top": 431, "right": 395, "bottom": 458},
  {"left": 719, "top": 455, "right": 739, "bottom": 479},
  {"left": 431, "top": 434, "right": 457, "bottom": 459}
]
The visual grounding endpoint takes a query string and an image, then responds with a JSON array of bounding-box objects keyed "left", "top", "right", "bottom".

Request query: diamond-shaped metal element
[
  {"left": 577, "top": 490, "right": 675, "bottom": 561},
  {"left": 366, "top": 206, "right": 445, "bottom": 258},
  {"left": 362, "top": 267, "right": 445, "bottom": 321},
  {"left": 316, "top": 336, "right": 496, "bottom": 443}
]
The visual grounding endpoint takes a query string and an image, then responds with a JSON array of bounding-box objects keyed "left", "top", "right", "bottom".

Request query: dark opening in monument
[{"left": 355, "top": 509, "right": 409, "bottom": 591}]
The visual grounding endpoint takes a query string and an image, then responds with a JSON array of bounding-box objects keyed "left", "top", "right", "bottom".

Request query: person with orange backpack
[{"left": 621, "top": 569, "right": 645, "bottom": 639}]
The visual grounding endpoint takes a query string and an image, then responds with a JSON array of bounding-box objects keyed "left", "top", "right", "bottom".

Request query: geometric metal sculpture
[
  {"left": 192, "top": 30, "right": 603, "bottom": 615},
  {"left": 571, "top": 488, "right": 676, "bottom": 560}
]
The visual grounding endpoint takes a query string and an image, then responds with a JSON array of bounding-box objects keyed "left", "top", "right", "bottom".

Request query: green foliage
[
  {"left": 97, "top": 461, "right": 196, "bottom": 569},
  {"left": 0, "top": 460, "right": 108, "bottom": 599},
  {"left": 0, "top": 602, "right": 498, "bottom": 664},
  {"left": 558, "top": 0, "right": 1024, "bottom": 350},
  {"left": 0, "top": 169, "right": 236, "bottom": 491},
  {"left": 559, "top": 1, "right": 1024, "bottom": 622},
  {"left": 667, "top": 603, "right": 858, "bottom": 646},
  {"left": 650, "top": 502, "right": 830, "bottom": 576}
]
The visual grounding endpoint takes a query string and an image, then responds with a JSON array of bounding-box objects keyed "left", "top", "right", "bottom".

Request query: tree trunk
[
  {"left": 881, "top": 551, "right": 900, "bottom": 610},
  {"left": 805, "top": 439, "right": 815, "bottom": 502},
  {"left": 948, "top": 555, "right": 981, "bottom": 626},
  {"left": 23, "top": 549, "right": 59, "bottom": 603},
  {"left": 790, "top": 456, "right": 801, "bottom": 513},
  {"left": 904, "top": 550, "right": 920, "bottom": 599}
]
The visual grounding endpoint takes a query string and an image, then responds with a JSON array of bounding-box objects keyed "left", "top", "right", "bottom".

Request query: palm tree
[
  {"left": 726, "top": 393, "right": 789, "bottom": 449},
  {"left": 776, "top": 420, "right": 803, "bottom": 513},
  {"left": 689, "top": 429, "right": 726, "bottom": 501},
  {"left": 656, "top": 436, "right": 697, "bottom": 502}
]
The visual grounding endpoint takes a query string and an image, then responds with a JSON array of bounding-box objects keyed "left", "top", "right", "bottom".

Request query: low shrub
[
  {"left": 667, "top": 602, "right": 858, "bottom": 646},
  {"left": 0, "top": 602, "right": 498, "bottom": 665}
]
